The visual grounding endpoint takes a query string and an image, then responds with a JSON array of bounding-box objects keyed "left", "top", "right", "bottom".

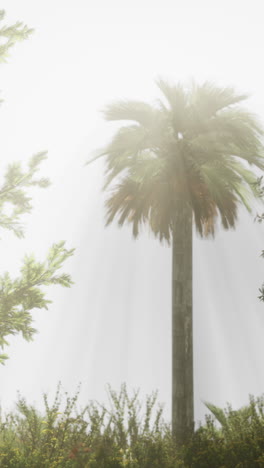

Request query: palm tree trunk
[{"left": 172, "top": 203, "right": 194, "bottom": 443}]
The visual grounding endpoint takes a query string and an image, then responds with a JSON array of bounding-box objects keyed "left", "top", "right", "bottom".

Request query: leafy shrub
[
  {"left": 182, "top": 395, "right": 264, "bottom": 468},
  {"left": 0, "top": 383, "right": 89, "bottom": 467},
  {"left": 0, "top": 383, "right": 181, "bottom": 468},
  {"left": 2, "top": 385, "right": 264, "bottom": 467}
]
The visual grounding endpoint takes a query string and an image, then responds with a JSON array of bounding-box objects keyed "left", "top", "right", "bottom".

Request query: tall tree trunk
[{"left": 172, "top": 203, "right": 194, "bottom": 444}]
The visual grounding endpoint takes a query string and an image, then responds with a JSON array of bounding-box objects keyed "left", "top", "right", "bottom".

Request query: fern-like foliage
[
  {"left": 0, "top": 242, "right": 74, "bottom": 364},
  {"left": 0, "top": 10, "right": 33, "bottom": 63},
  {"left": 0, "top": 152, "right": 50, "bottom": 238}
]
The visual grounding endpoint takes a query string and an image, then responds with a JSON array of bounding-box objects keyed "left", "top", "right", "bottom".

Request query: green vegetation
[
  {"left": 0, "top": 239, "right": 74, "bottom": 364},
  {"left": 183, "top": 395, "right": 264, "bottom": 467},
  {"left": 0, "top": 11, "right": 74, "bottom": 363},
  {"left": 0, "top": 384, "right": 178, "bottom": 468},
  {"left": 254, "top": 175, "right": 264, "bottom": 301},
  {"left": 0, "top": 385, "right": 264, "bottom": 467},
  {"left": 0, "top": 9, "right": 33, "bottom": 63}
]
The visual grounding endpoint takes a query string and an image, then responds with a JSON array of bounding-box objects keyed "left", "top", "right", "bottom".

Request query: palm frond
[
  {"left": 156, "top": 79, "right": 189, "bottom": 134},
  {"left": 103, "top": 100, "right": 156, "bottom": 126},
  {"left": 203, "top": 401, "right": 228, "bottom": 428},
  {"left": 192, "top": 82, "right": 248, "bottom": 116},
  {"left": 85, "top": 148, "right": 106, "bottom": 166},
  {"left": 156, "top": 79, "right": 186, "bottom": 112}
]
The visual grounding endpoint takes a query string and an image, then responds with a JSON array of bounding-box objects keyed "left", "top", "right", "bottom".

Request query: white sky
[{"left": 1, "top": 0, "right": 264, "bottom": 426}]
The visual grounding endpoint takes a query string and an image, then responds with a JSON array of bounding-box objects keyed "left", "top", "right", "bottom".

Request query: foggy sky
[{"left": 1, "top": 0, "right": 264, "bottom": 425}]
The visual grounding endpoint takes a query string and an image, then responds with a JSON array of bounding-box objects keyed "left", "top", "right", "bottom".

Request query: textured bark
[{"left": 172, "top": 203, "right": 194, "bottom": 444}]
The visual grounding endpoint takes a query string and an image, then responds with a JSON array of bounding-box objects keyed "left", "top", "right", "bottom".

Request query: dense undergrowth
[{"left": 1, "top": 384, "right": 264, "bottom": 467}]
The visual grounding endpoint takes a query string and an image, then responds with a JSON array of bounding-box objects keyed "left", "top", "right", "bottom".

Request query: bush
[
  {"left": 182, "top": 395, "right": 264, "bottom": 468},
  {"left": 2, "top": 385, "right": 264, "bottom": 467},
  {"left": 0, "top": 383, "right": 181, "bottom": 468}
]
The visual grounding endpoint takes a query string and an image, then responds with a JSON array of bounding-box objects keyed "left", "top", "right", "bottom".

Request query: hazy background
[{"left": 1, "top": 0, "right": 264, "bottom": 426}]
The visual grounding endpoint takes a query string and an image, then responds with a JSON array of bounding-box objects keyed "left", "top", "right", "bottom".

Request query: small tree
[{"left": 0, "top": 11, "right": 74, "bottom": 363}]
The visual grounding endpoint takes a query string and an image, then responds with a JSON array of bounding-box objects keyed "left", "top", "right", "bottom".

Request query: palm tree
[{"left": 89, "top": 80, "right": 264, "bottom": 444}]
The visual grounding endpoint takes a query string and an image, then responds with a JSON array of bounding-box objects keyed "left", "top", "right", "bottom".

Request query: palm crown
[{"left": 97, "top": 80, "right": 264, "bottom": 241}]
